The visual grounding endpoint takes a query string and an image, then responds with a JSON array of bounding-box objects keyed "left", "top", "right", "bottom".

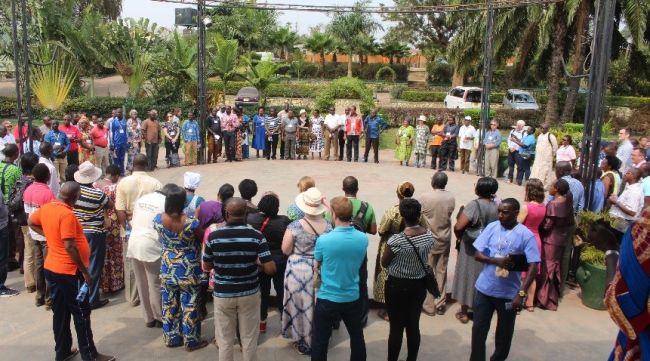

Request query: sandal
[
  {"left": 455, "top": 311, "right": 469, "bottom": 324},
  {"left": 292, "top": 342, "right": 309, "bottom": 355},
  {"left": 526, "top": 306, "right": 535, "bottom": 313},
  {"left": 436, "top": 305, "right": 446, "bottom": 315},
  {"left": 211, "top": 337, "right": 219, "bottom": 349},
  {"left": 377, "top": 309, "right": 390, "bottom": 321},
  {"left": 186, "top": 339, "right": 209, "bottom": 352}
]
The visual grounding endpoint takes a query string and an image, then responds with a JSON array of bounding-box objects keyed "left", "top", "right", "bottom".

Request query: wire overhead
[{"left": 152, "top": 0, "right": 565, "bottom": 14}]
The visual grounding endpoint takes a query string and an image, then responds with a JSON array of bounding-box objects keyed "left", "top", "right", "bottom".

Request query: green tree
[
  {"left": 380, "top": 41, "right": 410, "bottom": 64},
  {"left": 304, "top": 30, "right": 334, "bottom": 75},
  {"left": 241, "top": 57, "right": 287, "bottom": 105},
  {"left": 271, "top": 26, "right": 298, "bottom": 61},
  {"left": 328, "top": 1, "right": 382, "bottom": 77},
  {"left": 209, "top": 1, "right": 279, "bottom": 52},
  {"left": 76, "top": 0, "right": 122, "bottom": 20},
  {"left": 358, "top": 34, "right": 379, "bottom": 64},
  {"left": 208, "top": 35, "right": 241, "bottom": 98}
]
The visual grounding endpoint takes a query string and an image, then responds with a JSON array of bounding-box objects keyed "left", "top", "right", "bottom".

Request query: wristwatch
[{"left": 518, "top": 290, "right": 527, "bottom": 298}]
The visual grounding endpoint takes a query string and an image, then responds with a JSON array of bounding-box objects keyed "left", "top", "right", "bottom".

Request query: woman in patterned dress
[
  {"left": 296, "top": 109, "right": 311, "bottom": 159},
  {"left": 281, "top": 187, "right": 331, "bottom": 355},
  {"left": 234, "top": 108, "right": 244, "bottom": 161},
  {"left": 154, "top": 184, "right": 208, "bottom": 351},
  {"left": 78, "top": 118, "right": 96, "bottom": 164},
  {"left": 414, "top": 115, "right": 430, "bottom": 168},
  {"left": 374, "top": 182, "right": 427, "bottom": 321},
  {"left": 93, "top": 165, "right": 124, "bottom": 293},
  {"left": 126, "top": 116, "right": 142, "bottom": 172},
  {"left": 395, "top": 117, "right": 415, "bottom": 166},
  {"left": 309, "top": 110, "right": 324, "bottom": 159}
]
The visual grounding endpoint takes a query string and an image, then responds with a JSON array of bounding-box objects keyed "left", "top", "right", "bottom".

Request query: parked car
[
  {"left": 234, "top": 87, "right": 260, "bottom": 107},
  {"left": 503, "top": 89, "right": 540, "bottom": 110},
  {"left": 444, "top": 86, "right": 482, "bottom": 109}
]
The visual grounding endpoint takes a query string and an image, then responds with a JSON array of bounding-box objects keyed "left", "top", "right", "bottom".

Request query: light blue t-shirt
[
  {"left": 473, "top": 221, "right": 541, "bottom": 299},
  {"left": 314, "top": 226, "right": 368, "bottom": 303},
  {"left": 642, "top": 176, "right": 650, "bottom": 197}
]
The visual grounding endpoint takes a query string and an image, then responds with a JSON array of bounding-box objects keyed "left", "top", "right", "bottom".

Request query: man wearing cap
[
  {"left": 429, "top": 116, "right": 445, "bottom": 170},
  {"left": 312, "top": 196, "right": 368, "bottom": 361},
  {"left": 363, "top": 109, "right": 386, "bottom": 164},
  {"left": 507, "top": 120, "right": 527, "bottom": 184},
  {"left": 73, "top": 161, "right": 112, "bottom": 309},
  {"left": 202, "top": 197, "right": 276, "bottom": 361},
  {"left": 323, "top": 107, "right": 340, "bottom": 161},
  {"left": 345, "top": 106, "right": 364, "bottom": 162},
  {"left": 439, "top": 115, "right": 460, "bottom": 171},
  {"left": 458, "top": 116, "right": 477, "bottom": 174}
]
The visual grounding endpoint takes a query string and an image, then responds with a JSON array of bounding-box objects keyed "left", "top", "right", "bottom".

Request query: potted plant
[{"left": 575, "top": 211, "right": 614, "bottom": 310}]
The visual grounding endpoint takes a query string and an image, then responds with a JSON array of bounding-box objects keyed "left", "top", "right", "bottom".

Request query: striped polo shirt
[
  {"left": 203, "top": 223, "right": 272, "bottom": 298},
  {"left": 265, "top": 117, "right": 280, "bottom": 135},
  {"left": 73, "top": 185, "right": 108, "bottom": 234}
]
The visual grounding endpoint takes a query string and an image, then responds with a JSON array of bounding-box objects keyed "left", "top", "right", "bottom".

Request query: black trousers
[
  {"left": 439, "top": 140, "right": 458, "bottom": 171},
  {"left": 470, "top": 290, "right": 517, "bottom": 361},
  {"left": 430, "top": 145, "right": 440, "bottom": 169},
  {"left": 45, "top": 270, "right": 97, "bottom": 361},
  {"left": 66, "top": 151, "right": 79, "bottom": 166},
  {"left": 280, "top": 137, "right": 286, "bottom": 159},
  {"left": 223, "top": 131, "right": 236, "bottom": 161},
  {"left": 346, "top": 135, "right": 360, "bottom": 161},
  {"left": 145, "top": 142, "right": 159, "bottom": 171},
  {"left": 337, "top": 130, "right": 346, "bottom": 160},
  {"left": 260, "top": 254, "right": 286, "bottom": 321},
  {"left": 333, "top": 256, "right": 369, "bottom": 328},
  {"left": 312, "top": 298, "right": 366, "bottom": 361},
  {"left": 507, "top": 151, "right": 522, "bottom": 181},
  {"left": 264, "top": 134, "right": 279, "bottom": 159},
  {"left": 386, "top": 276, "right": 427, "bottom": 361},
  {"left": 164, "top": 140, "right": 180, "bottom": 160},
  {"left": 364, "top": 137, "right": 379, "bottom": 162}
]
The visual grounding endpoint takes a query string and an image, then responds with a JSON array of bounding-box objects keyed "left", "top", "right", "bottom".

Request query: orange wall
[{"left": 304, "top": 53, "right": 427, "bottom": 67}]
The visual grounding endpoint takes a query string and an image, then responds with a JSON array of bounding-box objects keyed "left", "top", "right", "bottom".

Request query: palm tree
[
  {"left": 380, "top": 41, "right": 410, "bottom": 64},
  {"left": 358, "top": 34, "right": 379, "bottom": 64},
  {"left": 304, "top": 30, "right": 334, "bottom": 75},
  {"left": 272, "top": 26, "right": 298, "bottom": 61},
  {"left": 208, "top": 35, "right": 241, "bottom": 98},
  {"left": 328, "top": 1, "right": 382, "bottom": 77},
  {"left": 241, "top": 57, "right": 287, "bottom": 105},
  {"left": 76, "top": 0, "right": 123, "bottom": 20}
]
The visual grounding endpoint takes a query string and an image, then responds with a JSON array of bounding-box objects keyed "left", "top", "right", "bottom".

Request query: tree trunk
[
  {"left": 332, "top": 52, "right": 338, "bottom": 64},
  {"left": 319, "top": 53, "right": 325, "bottom": 78},
  {"left": 561, "top": 0, "right": 591, "bottom": 122},
  {"left": 545, "top": 3, "right": 568, "bottom": 125},
  {"left": 452, "top": 67, "right": 464, "bottom": 86},
  {"left": 347, "top": 55, "right": 353, "bottom": 77}
]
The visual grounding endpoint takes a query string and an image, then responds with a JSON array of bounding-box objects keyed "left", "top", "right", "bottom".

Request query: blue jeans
[
  {"left": 311, "top": 298, "right": 366, "bottom": 361},
  {"left": 113, "top": 144, "right": 127, "bottom": 175},
  {"left": 85, "top": 232, "right": 107, "bottom": 305},
  {"left": 470, "top": 290, "right": 518, "bottom": 361},
  {"left": 0, "top": 226, "right": 8, "bottom": 288},
  {"left": 45, "top": 270, "right": 97, "bottom": 361}
]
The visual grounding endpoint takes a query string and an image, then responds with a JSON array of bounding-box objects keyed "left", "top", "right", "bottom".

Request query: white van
[{"left": 444, "top": 86, "right": 482, "bottom": 109}]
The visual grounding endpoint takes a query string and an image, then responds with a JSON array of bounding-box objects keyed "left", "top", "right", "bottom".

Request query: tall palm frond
[{"left": 31, "top": 45, "right": 78, "bottom": 110}]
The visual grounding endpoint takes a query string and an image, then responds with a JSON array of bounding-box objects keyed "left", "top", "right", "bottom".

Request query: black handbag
[{"left": 401, "top": 232, "right": 441, "bottom": 298}]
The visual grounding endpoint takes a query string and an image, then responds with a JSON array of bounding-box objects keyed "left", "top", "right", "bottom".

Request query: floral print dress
[
  {"left": 126, "top": 119, "right": 142, "bottom": 172},
  {"left": 97, "top": 181, "right": 124, "bottom": 293}
]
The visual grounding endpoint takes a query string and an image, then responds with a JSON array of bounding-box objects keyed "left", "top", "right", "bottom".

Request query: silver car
[{"left": 503, "top": 89, "right": 539, "bottom": 110}]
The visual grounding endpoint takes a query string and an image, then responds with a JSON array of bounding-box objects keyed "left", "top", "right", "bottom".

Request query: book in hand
[{"left": 506, "top": 254, "right": 529, "bottom": 272}]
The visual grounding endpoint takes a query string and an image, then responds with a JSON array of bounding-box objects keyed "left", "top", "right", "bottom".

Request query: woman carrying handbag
[{"left": 381, "top": 198, "right": 435, "bottom": 361}]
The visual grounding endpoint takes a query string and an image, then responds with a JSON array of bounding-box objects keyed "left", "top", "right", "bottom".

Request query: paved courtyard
[{"left": 1, "top": 150, "right": 617, "bottom": 360}]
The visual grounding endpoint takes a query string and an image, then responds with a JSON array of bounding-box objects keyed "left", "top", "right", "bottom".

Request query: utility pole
[
  {"left": 477, "top": 0, "right": 495, "bottom": 177},
  {"left": 20, "top": 0, "right": 33, "bottom": 152},
  {"left": 197, "top": 0, "right": 207, "bottom": 164},
  {"left": 579, "top": 0, "right": 616, "bottom": 209},
  {"left": 10, "top": 0, "right": 22, "bottom": 144}
]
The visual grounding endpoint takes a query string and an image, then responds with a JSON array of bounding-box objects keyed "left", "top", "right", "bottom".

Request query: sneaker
[{"left": 0, "top": 287, "right": 19, "bottom": 297}]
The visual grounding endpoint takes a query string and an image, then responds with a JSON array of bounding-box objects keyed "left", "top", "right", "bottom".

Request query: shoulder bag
[{"left": 401, "top": 232, "right": 441, "bottom": 298}]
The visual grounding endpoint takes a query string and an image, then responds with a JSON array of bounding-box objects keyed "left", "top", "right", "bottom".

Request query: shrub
[
  {"left": 61, "top": 97, "right": 195, "bottom": 118},
  {"left": 399, "top": 90, "right": 446, "bottom": 102},
  {"left": 314, "top": 77, "right": 375, "bottom": 113},
  {"left": 0, "top": 96, "right": 17, "bottom": 117},
  {"left": 426, "top": 60, "right": 453, "bottom": 85},
  {"left": 375, "top": 66, "right": 397, "bottom": 82}
]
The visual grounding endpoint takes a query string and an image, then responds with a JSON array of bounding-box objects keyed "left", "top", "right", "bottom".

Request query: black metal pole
[
  {"left": 197, "top": 0, "right": 207, "bottom": 164},
  {"left": 10, "top": 0, "right": 22, "bottom": 144},
  {"left": 20, "top": 0, "right": 32, "bottom": 152},
  {"left": 478, "top": 0, "right": 495, "bottom": 177},
  {"left": 580, "top": 0, "right": 616, "bottom": 210}
]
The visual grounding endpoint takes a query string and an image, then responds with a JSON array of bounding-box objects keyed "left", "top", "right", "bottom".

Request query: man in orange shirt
[
  {"left": 429, "top": 116, "right": 445, "bottom": 169},
  {"left": 29, "top": 182, "right": 114, "bottom": 361},
  {"left": 345, "top": 105, "right": 364, "bottom": 162}
]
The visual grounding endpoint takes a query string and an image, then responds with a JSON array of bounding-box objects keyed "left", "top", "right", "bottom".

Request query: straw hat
[
  {"left": 464, "top": 115, "right": 472, "bottom": 121},
  {"left": 299, "top": 109, "right": 307, "bottom": 115},
  {"left": 74, "top": 161, "right": 103, "bottom": 184},
  {"left": 418, "top": 115, "right": 427, "bottom": 121},
  {"left": 295, "top": 187, "right": 326, "bottom": 216}
]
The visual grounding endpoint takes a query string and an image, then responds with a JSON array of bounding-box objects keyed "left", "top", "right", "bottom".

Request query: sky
[{"left": 122, "top": 0, "right": 390, "bottom": 36}]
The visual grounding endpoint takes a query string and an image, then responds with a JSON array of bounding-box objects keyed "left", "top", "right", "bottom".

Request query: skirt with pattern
[{"left": 282, "top": 254, "right": 315, "bottom": 352}]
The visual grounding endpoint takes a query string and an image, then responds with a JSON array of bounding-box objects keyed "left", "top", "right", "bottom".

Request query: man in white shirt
[
  {"left": 616, "top": 127, "right": 634, "bottom": 174},
  {"left": 609, "top": 167, "right": 644, "bottom": 233},
  {"left": 323, "top": 107, "right": 340, "bottom": 161},
  {"left": 458, "top": 116, "right": 476, "bottom": 174},
  {"left": 127, "top": 187, "right": 168, "bottom": 328},
  {"left": 337, "top": 108, "right": 350, "bottom": 161},
  {"left": 38, "top": 142, "right": 60, "bottom": 195},
  {"left": 2, "top": 121, "right": 16, "bottom": 144},
  {"left": 506, "top": 120, "right": 527, "bottom": 183}
]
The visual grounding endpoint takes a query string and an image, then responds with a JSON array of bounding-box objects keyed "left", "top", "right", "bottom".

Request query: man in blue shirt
[
  {"left": 108, "top": 108, "right": 128, "bottom": 175},
  {"left": 44, "top": 120, "right": 71, "bottom": 184},
  {"left": 471, "top": 198, "right": 540, "bottom": 361},
  {"left": 181, "top": 112, "right": 200, "bottom": 166},
  {"left": 483, "top": 120, "right": 503, "bottom": 178},
  {"left": 362, "top": 109, "right": 386, "bottom": 164},
  {"left": 312, "top": 197, "right": 368, "bottom": 361}
]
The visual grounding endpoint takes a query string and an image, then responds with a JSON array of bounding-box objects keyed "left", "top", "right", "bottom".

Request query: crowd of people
[{"left": 0, "top": 106, "right": 649, "bottom": 361}]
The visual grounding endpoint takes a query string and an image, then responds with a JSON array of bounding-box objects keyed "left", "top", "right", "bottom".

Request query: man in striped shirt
[
  {"left": 264, "top": 108, "right": 281, "bottom": 160},
  {"left": 73, "top": 161, "right": 112, "bottom": 309},
  {"left": 202, "top": 198, "right": 276, "bottom": 361}
]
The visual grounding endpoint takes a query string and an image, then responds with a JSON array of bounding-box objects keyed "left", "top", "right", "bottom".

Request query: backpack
[
  {"left": 351, "top": 201, "right": 369, "bottom": 232},
  {"left": 8, "top": 177, "right": 33, "bottom": 226}
]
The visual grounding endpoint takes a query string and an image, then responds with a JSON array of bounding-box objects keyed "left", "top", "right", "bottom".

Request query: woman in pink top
[
  {"left": 556, "top": 135, "right": 577, "bottom": 166},
  {"left": 517, "top": 178, "right": 546, "bottom": 312}
]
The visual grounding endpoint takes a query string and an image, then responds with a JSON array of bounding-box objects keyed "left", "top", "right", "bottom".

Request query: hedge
[
  {"left": 285, "top": 63, "right": 409, "bottom": 82},
  {"left": 378, "top": 106, "right": 542, "bottom": 128},
  {"left": 61, "top": 97, "right": 195, "bottom": 117},
  {"left": 395, "top": 90, "right": 506, "bottom": 103}
]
